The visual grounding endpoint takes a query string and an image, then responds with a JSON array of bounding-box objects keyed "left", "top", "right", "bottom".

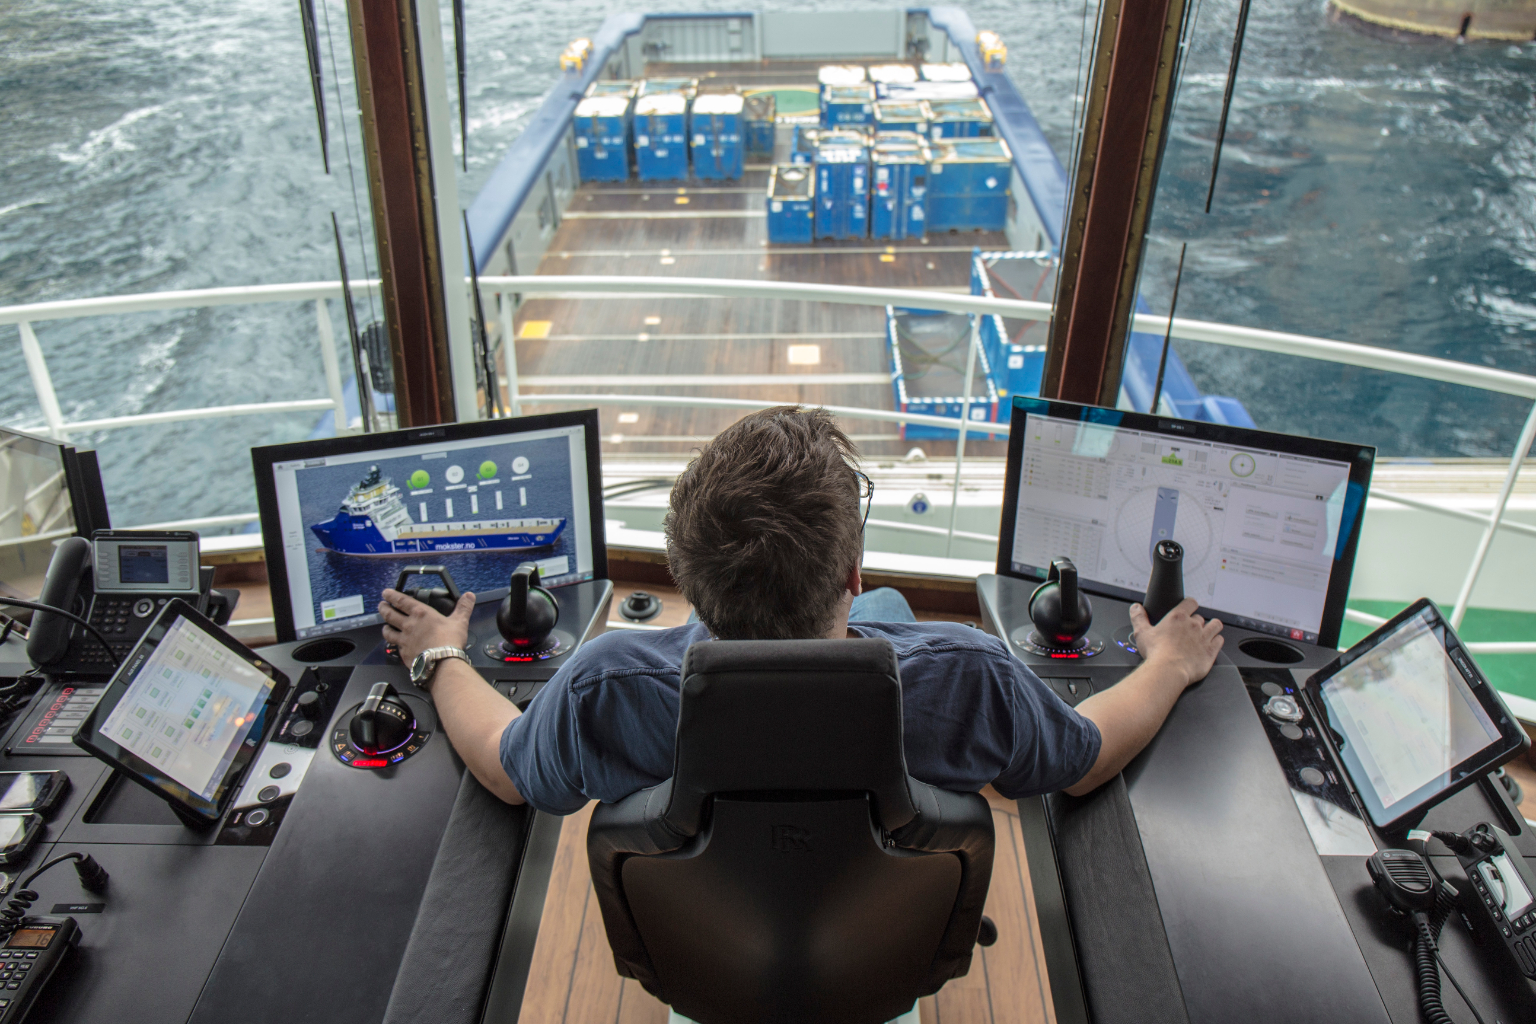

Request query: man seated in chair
[{"left": 378, "top": 406, "right": 1224, "bottom": 810}]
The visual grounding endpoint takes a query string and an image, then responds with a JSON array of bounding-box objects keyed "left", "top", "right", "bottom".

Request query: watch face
[{"left": 409, "top": 653, "right": 429, "bottom": 683}]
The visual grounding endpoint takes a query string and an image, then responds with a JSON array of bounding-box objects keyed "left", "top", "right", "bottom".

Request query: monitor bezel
[
  {"left": 1301, "top": 597, "right": 1530, "bottom": 834},
  {"left": 994, "top": 396, "right": 1375, "bottom": 649},
  {"left": 74, "top": 599, "right": 291, "bottom": 824},
  {"left": 251, "top": 409, "right": 609, "bottom": 644}
]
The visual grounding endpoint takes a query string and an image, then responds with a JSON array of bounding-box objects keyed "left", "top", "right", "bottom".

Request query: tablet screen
[
  {"left": 78, "top": 602, "right": 287, "bottom": 820},
  {"left": 98, "top": 615, "right": 274, "bottom": 802},
  {"left": 1317, "top": 604, "right": 1502, "bottom": 826}
]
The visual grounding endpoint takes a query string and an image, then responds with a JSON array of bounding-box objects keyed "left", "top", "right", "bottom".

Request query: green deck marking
[{"left": 1342, "top": 600, "right": 1536, "bottom": 701}]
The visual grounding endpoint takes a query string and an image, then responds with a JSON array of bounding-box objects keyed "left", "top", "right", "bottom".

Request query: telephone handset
[
  {"left": 27, "top": 531, "right": 202, "bottom": 672},
  {"left": 25, "top": 538, "right": 90, "bottom": 667}
]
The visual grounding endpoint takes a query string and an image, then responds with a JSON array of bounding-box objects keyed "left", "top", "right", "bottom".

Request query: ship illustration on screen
[{"left": 309, "top": 465, "right": 566, "bottom": 556}]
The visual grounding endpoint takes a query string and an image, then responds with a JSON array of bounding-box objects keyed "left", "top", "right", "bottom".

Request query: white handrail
[{"left": 7, "top": 275, "right": 1536, "bottom": 400}]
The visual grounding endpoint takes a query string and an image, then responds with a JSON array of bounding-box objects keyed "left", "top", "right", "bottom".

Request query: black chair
[{"left": 587, "top": 638, "right": 995, "bottom": 1024}]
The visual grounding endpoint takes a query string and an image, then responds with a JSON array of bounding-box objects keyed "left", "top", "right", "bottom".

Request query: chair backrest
[{"left": 587, "top": 638, "right": 994, "bottom": 1024}]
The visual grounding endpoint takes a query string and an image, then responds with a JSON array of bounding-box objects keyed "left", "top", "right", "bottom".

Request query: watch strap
[{"left": 416, "top": 646, "right": 469, "bottom": 684}]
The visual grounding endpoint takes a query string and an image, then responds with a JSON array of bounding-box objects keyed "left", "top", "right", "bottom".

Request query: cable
[
  {"left": 1435, "top": 951, "right": 1488, "bottom": 1024},
  {"left": 0, "top": 598, "right": 119, "bottom": 670},
  {"left": 0, "top": 854, "right": 109, "bottom": 944}
]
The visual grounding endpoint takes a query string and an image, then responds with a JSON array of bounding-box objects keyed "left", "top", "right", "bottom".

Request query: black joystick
[
  {"left": 386, "top": 566, "right": 464, "bottom": 664},
  {"left": 1029, "top": 558, "right": 1093, "bottom": 647},
  {"left": 619, "top": 591, "right": 662, "bottom": 623},
  {"left": 1143, "top": 540, "right": 1184, "bottom": 625},
  {"left": 395, "top": 565, "right": 461, "bottom": 615},
  {"left": 349, "top": 681, "right": 415, "bottom": 755},
  {"left": 497, "top": 563, "right": 559, "bottom": 651}
]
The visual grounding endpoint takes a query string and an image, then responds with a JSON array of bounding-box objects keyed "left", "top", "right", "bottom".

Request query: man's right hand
[{"left": 1129, "top": 598, "right": 1224, "bottom": 689}]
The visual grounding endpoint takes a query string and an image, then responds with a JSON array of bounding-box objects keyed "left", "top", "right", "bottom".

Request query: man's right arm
[{"left": 1063, "top": 599, "right": 1223, "bottom": 796}]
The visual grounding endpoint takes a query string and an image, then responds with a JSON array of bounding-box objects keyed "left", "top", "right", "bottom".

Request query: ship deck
[{"left": 506, "top": 59, "right": 1025, "bottom": 462}]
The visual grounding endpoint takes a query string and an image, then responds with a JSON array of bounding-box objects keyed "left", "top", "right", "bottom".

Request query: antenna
[
  {"left": 298, "top": 0, "right": 329, "bottom": 173},
  {"left": 331, "top": 213, "right": 376, "bottom": 433},
  {"left": 462, "top": 210, "right": 502, "bottom": 417},
  {"left": 453, "top": 0, "right": 468, "bottom": 172}
]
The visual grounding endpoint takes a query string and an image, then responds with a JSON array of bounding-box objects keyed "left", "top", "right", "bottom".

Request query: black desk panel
[{"left": 979, "top": 572, "right": 1536, "bottom": 1024}]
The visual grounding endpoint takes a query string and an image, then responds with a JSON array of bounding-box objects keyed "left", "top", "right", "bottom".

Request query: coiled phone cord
[{"left": 0, "top": 854, "right": 109, "bottom": 945}]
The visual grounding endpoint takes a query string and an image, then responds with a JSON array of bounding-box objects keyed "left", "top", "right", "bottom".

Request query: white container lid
[
  {"left": 921, "top": 62, "right": 974, "bottom": 83},
  {"left": 576, "top": 96, "right": 630, "bottom": 118},
  {"left": 879, "top": 81, "right": 980, "bottom": 101},
  {"left": 868, "top": 64, "right": 919, "bottom": 84},
  {"left": 818, "top": 64, "right": 867, "bottom": 86},
  {"left": 635, "top": 93, "right": 688, "bottom": 116},
  {"left": 692, "top": 93, "right": 745, "bottom": 115}
]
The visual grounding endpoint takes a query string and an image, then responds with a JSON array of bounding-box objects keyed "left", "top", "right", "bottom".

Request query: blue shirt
[{"left": 499, "top": 621, "right": 1102, "bottom": 815}]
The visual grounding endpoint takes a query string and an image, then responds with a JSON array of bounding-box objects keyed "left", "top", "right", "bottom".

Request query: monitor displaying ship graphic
[{"left": 310, "top": 465, "right": 566, "bottom": 556}]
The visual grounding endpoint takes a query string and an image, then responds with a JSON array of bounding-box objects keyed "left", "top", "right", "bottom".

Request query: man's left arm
[{"left": 378, "top": 589, "right": 525, "bottom": 805}]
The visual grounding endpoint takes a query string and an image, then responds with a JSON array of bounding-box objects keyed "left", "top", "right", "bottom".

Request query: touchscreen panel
[
  {"left": 119, "top": 545, "right": 169, "bottom": 584},
  {"left": 1319, "top": 606, "right": 1500, "bottom": 822},
  {"left": 1007, "top": 410, "right": 1356, "bottom": 643},
  {"left": 98, "top": 615, "right": 274, "bottom": 803}
]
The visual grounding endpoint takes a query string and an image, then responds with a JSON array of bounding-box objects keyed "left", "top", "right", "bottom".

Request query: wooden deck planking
[
  {"left": 508, "top": 176, "right": 1011, "bottom": 459},
  {"left": 518, "top": 784, "right": 1053, "bottom": 1024}
]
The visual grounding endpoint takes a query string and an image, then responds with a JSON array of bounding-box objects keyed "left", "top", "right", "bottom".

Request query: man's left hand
[{"left": 379, "top": 589, "right": 476, "bottom": 664}]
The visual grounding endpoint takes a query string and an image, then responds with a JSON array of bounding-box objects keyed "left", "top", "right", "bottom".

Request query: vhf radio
[{"left": 1444, "top": 822, "right": 1536, "bottom": 976}]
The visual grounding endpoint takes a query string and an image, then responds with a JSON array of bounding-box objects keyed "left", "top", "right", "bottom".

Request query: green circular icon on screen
[
  {"left": 478, "top": 461, "right": 497, "bottom": 480},
  {"left": 1230, "top": 453, "right": 1256, "bottom": 478},
  {"left": 408, "top": 470, "right": 430, "bottom": 489}
]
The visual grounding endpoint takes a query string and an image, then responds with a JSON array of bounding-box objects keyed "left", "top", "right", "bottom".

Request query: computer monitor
[
  {"left": 996, "top": 398, "right": 1375, "bottom": 649},
  {"left": 0, "top": 427, "right": 110, "bottom": 601},
  {"left": 252, "top": 410, "right": 607, "bottom": 643}
]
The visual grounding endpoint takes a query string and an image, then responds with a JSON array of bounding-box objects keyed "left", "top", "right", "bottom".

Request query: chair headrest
[{"left": 664, "top": 638, "right": 917, "bottom": 834}]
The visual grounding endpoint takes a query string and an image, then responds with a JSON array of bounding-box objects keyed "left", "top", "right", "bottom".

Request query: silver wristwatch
[{"left": 409, "top": 646, "right": 470, "bottom": 687}]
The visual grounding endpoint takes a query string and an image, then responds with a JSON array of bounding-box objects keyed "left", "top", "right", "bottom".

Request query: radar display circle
[
  {"left": 408, "top": 470, "right": 430, "bottom": 489},
  {"left": 1230, "top": 453, "right": 1256, "bottom": 478}
]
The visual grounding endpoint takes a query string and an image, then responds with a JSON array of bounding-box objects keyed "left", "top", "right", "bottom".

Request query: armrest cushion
[
  {"left": 586, "top": 780, "right": 690, "bottom": 992},
  {"left": 891, "top": 780, "right": 996, "bottom": 984}
]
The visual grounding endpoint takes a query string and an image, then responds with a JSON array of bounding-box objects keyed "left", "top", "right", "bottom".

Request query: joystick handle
[
  {"left": 1029, "top": 558, "right": 1093, "bottom": 645},
  {"left": 394, "top": 565, "right": 461, "bottom": 616},
  {"left": 497, "top": 563, "right": 559, "bottom": 649},
  {"left": 1143, "top": 540, "right": 1185, "bottom": 625},
  {"left": 350, "top": 681, "right": 414, "bottom": 755}
]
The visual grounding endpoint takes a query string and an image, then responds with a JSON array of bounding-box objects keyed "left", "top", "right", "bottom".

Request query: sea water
[{"left": 0, "top": 0, "right": 1533, "bottom": 527}]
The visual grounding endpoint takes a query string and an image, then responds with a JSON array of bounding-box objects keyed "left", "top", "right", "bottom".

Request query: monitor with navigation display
[
  {"left": 1304, "top": 598, "right": 1528, "bottom": 832},
  {"left": 251, "top": 410, "right": 607, "bottom": 643},
  {"left": 76, "top": 599, "right": 290, "bottom": 822},
  {"left": 996, "top": 397, "right": 1375, "bottom": 648}
]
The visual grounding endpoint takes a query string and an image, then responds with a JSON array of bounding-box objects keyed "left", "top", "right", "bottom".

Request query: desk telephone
[{"left": 26, "top": 531, "right": 204, "bottom": 672}]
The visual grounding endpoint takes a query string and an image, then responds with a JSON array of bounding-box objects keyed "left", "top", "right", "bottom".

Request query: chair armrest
[
  {"left": 891, "top": 780, "right": 996, "bottom": 983},
  {"left": 586, "top": 780, "right": 690, "bottom": 991}
]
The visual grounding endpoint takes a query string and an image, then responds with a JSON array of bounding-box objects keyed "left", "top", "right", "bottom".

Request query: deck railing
[{"left": 2, "top": 276, "right": 1534, "bottom": 657}]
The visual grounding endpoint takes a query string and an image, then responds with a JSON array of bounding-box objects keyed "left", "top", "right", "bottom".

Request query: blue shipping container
[
  {"left": 791, "top": 126, "right": 864, "bottom": 165},
  {"left": 814, "top": 143, "right": 869, "bottom": 240},
  {"left": 743, "top": 92, "right": 776, "bottom": 160},
  {"left": 766, "top": 164, "right": 815, "bottom": 244},
  {"left": 927, "top": 98, "right": 994, "bottom": 140},
  {"left": 572, "top": 95, "right": 631, "bottom": 182},
  {"left": 926, "top": 138, "right": 1011, "bottom": 231},
  {"left": 633, "top": 93, "right": 689, "bottom": 182},
  {"left": 873, "top": 99, "right": 928, "bottom": 136},
  {"left": 690, "top": 93, "right": 745, "bottom": 180},
  {"left": 824, "top": 83, "right": 876, "bottom": 127},
  {"left": 870, "top": 136, "right": 929, "bottom": 240}
]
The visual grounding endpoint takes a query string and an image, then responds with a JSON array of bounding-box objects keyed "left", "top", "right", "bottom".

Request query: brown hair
[{"left": 666, "top": 406, "right": 864, "bottom": 640}]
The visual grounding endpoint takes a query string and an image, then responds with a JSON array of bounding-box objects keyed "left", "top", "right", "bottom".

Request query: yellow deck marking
[
  {"left": 880, "top": 253, "right": 896, "bottom": 262},
  {"left": 644, "top": 315, "right": 661, "bottom": 325},
  {"left": 518, "top": 320, "right": 552, "bottom": 339},
  {"left": 617, "top": 412, "right": 640, "bottom": 424},
  {"left": 786, "top": 344, "right": 822, "bottom": 365}
]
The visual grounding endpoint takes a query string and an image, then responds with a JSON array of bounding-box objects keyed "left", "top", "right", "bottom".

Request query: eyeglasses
[{"left": 855, "top": 470, "right": 873, "bottom": 534}]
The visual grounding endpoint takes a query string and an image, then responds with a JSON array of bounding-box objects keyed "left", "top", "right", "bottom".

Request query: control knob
[
  {"left": 349, "top": 681, "right": 415, "bottom": 755},
  {"left": 295, "top": 691, "right": 322, "bottom": 719}
]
